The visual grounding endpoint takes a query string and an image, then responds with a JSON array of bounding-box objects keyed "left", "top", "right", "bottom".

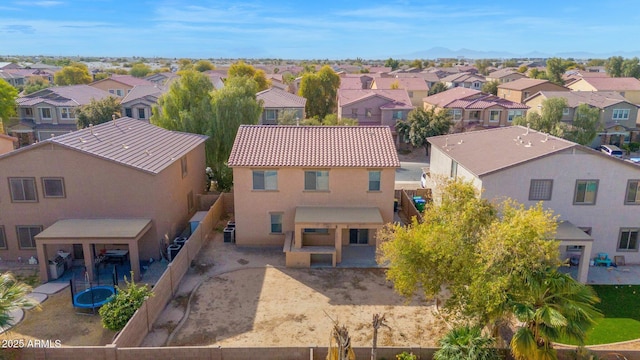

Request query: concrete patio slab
[
  {"left": 32, "top": 281, "right": 69, "bottom": 295},
  {"left": 24, "top": 292, "right": 48, "bottom": 309}
]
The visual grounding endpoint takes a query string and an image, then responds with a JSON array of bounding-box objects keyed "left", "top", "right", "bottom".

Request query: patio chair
[{"left": 594, "top": 253, "right": 613, "bottom": 267}]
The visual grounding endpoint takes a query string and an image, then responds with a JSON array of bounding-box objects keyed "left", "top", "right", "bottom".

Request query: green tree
[
  {"left": 514, "top": 97, "right": 568, "bottom": 136},
  {"left": 622, "top": 57, "right": 640, "bottom": 78},
  {"left": 509, "top": 270, "right": 602, "bottom": 360},
  {"left": 22, "top": 76, "right": 51, "bottom": 95},
  {"left": 384, "top": 58, "right": 400, "bottom": 71},
  {"left": 276, "top": 109, "right": 301, "bottom": 125},
  {"left": 75, "top": 96, "right": 122, "bottom": 128},
  {"left": 228, "top": 60, "right": 271, "bottom": 91},
  {"left": 99, "top": 275, "right": 152, "bottom": 331},
  {"left": 0, "top": 272, "right": 40, "bottom": 330},
  {"left": 586, "top": 59, "right": 606, "bottom": 67},
  {"left": 517, "top": 65, "right": 529, "bottom": 73},
  {"left": 409, "top": 59, "right": 423, "bottom": 70},
  {"left": 428, "top": 82, "right": 448, "bottom": 96},
  {"left": 177, "top": 58, "right": 193, "bottom": 71},
  {"left": 298, "top": 65, "right": 340, "bottom": 119},
  {"left": 605, "top": 56, "right": 624, "bottom": 77},
  {"left": 434, "top": 326, "right": 501, "bottom": 360},
  {"left": 545, "top": 58, "right": 567, "bottom": 85},
  {"left": 93, "top": 72, "right": 109, "bottom": 81},
  {"left": 193, "top": 60, "right": 215, "bottom": 72},
  {"left": 129, "top": 63, "right": 152, "bottom": 78},
  {"left": 564, "top": 103, "right": 601, "bottom": 145},
  {"left": 502, "top": 59, "right": 518, "bottom": 68},
  {"left": 396, "top": 107, "right": 452, "bottom": 155},
  {"left": 0, "top": 79, "right": 19, "bottom": 132},
  {"left": 528, "top": 68, "right": 548, "bottom": 80},
  {"left": 208, "top": 76, "right": 263, "bottom": 191},
  {"left": 481, "top": 80, "right": 499, "bottom": 95},
  {"left": 475, "top": 59, "right": 492, "bottom": 76},
  {"left": 54, "top": 62, "right": 92, "bottom": 85},
  {"left": 319, "top": 114, "right": 357, "bottom": 126}
]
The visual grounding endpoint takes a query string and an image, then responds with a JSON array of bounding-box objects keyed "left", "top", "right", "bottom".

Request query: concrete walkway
[
  {"left": 0, "top": 281, "right": 65, "bottom": 334},
  {"left": 561, "top": 264, "right": 640, "bottom": 285}
]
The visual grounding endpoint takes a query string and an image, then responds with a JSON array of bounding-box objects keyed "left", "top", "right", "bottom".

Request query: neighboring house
[
  {"left": 0, "top": 117, "right": 208, "bottom": 283},
  {"left": 121, "top": 85, "right": 167, "bottom": 121},
  {"left": 497, "top": 78, "right": 568, "bottom": 103},
  {"left": 440, "top": 72, "right": 486, "bottom": 90},
  {"left": 567, "top": 77, "right": 640, "bottom": 104},
  {"left": 8, "top": 85, "right": 114, "bottom": 146},
  {"left": 0, "top": 62, "right": 21, "bottom": 70},
  {"left": 485, "top": 68, "right": 527, "bottom": 83},
  {"left": 0, "top": 70, "right": 25, "bottom": 87},
  {"left": 563, "top": 70, "right": 610, "bottom": 85},
  {"left": 0, "top": 133, "right": 18, "bottom": 155},
  {"left": 256, "top": 87, "right": 306, "bottom": 125},
  {"left": 89, "top": 75, "right": 155, "bottom": 97},
  {"left": 337, "top": 89, "right": 414, "bottom": 131},
  {"left": 371, "top": 77, "right": 429, "bottom": 107},
  {"left": 525, "top": 91, "right": 639, "bottom": 147},
  {"left": 426, "top": 126, "right": 640, "bottom": 283},
  {"left": 205, "top": 73, "right": 225, "bottom": 90},
  {"left": 5, "top": 68, "right": 55, "bottom": 83},
  {"left": 227, "top": 125, "right": 399, "bottom": 267},
  {"left": 145, "top": 72, "right": 179, "bottom": 86},
  {"left": 339, "top": 74, "right": 379, "bottom": 90},
  {"left": 423, "top": 87, "right": 529, "bottom": 128}
]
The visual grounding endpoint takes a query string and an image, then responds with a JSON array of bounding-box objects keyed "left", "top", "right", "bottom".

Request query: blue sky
[{"left": 0, "top": 0, "right": 639, "bottom": 59}]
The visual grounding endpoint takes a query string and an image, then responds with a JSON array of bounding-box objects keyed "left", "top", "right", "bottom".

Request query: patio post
[
  {"left": 335, "top": 226, "right": 343, "bottom": 264},
  {"left": 129, "top": 241, "right": 141, "bottom": 281},
  {"left": 36, "top": 242, "right": 48, "bottom": 283},
  {"left": 82, "top": 242, "right": 94, "bottom": 281},
  {"left": 578, "top": 242, "right": 593, "bottom": 284}
]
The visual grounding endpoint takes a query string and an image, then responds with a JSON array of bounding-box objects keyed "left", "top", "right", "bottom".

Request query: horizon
[{"left": 1, "top": 0, "right": 639, "bottom": 59}]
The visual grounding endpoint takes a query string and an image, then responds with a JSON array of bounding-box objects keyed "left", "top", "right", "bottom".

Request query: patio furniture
[
  {"left": 614, "top": 255, "right": 626, "bottom": 266},
  {"left": 594, "top": 253, "right": 612, "bottom": 267},
  {"left": 104, "top": 250, "right": 129, "bottom": 265}
]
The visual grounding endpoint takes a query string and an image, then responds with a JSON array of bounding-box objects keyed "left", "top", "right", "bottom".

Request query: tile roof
[
  {"left": 372, "top": 77, "right": 429, "bottom": 91},
  {"left": 440, "top": 72, "right": 486, "bottom": 84},
  {"left": 422, "top": 87, "right": 482, "bottom": 107},
  {"left": 228, "top": 125, "right": 400, "bottom": 168},
  {"left": 121, "top": 85, "right": 167, "bottom": 104},
  {"left": 0, "top": 117, "right": 208, "bottom": 175},
  {"left": 338, "top": 89, "right": 413, "bottom": 108},
  {"left": 529, "top": 91, "right": 631, "bottom": 109},
  {"left": 256, "top": 87, "right": 306, "bottom": 108},
  {"left": 486, "top": 68, "right": 524, "bottom": 79},
  {"left": 108, "top": 75, "right": 155, "bottom": 87},
  {"left": 16, "top": 85, "right": 113, "bottom": 107},
  {"left": 339, "top": 77, "right": 366, "bottom": 90},
  {"left": 572, "top": 77, "right": 640, "bottom": 91},
  {"left": 428, "top": 126, "right": 577, "bottom": 176},
  {"left": 498, "top": 78, "right": 557, "bottom": 91}
]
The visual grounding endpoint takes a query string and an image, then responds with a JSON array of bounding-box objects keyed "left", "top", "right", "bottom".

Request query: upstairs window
[
  {"left": 9, "top": 177, "right": 37, "bottom": 202},
  {"left": 60, "top": 107, "right": 75, "bottom": 119},
  {"left": 368, "top": 171, "right": 381, "bottom": 191},
  {"left": 253, "top": 170, "right": 278, "bottom": 190},
  {"left": 265, "top": 109, "right": 277, "bottom": 121},
  {"left": 42, "top": 177, "right": 65, "bottom": 198},
  {"left": 39, "top": 108, "right": 52, "bottom": 119},
  {"left": 574, "top": 180, "right": 598, "bottom": 205},
  {"left": 125, "top": 108, "right": 132, "bottom": 117},
  {"left": 626, "top": 180, "right": 640, "bottom": 205},
  {"left": 529, "top": 179, "right": 553, "bottom": 201},
  {"left": 138, "top": 108, "right": 146, "bottom": 119},
  {"left": 613, "top": 109, "right": 630, "bottom": 120},
  {"left": 0, "top": 227, "right": 6, "bottom": 250},
  {"left": 305, "top": 170, "right": 329, "bottom": 191}
]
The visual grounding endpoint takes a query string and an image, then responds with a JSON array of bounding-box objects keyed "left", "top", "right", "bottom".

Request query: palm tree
[
  {"left": 0, "top": 272, "right": 39, "bottom": 330},
  {"left": 509, "top": 270, "right": 602, "bottom": 360},
  {"left": 434, "top": 325, "right": 501, "bottom": 360}
]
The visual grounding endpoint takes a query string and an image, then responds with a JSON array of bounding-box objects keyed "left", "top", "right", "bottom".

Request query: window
[
  {"left": 252, "top": 170, "right": 278, "bottom": 190},
  {"left": 270, "top": 213, "right": 282, "bottom": 234},
  {"left": 392, "top": 111, "right": 404, "bottom": 120},
  {"left": 9, "top": 177, "right": 38, "bottom": 202},
  {"left": 574, "top": 180, "right": 598, "bottom": 205},
  {"left": 265, "top": 109, "right": 277, "bottom": 121},
  {"left": 529, "top": 179, "right": 553, "bottom": 201},
  {"left": 138, "top": 108, "right": 145, "bottom": 119},
  {"left": 60, "top": 107, "right": 75, "bottom": 119},
  {"left": 618, "top": 228, "right": 639, "bottom": 251},
  {"left": 351, "top": 108, "right": 358, "bottom": 117},
  {"left": 470, "top": 110, "right": 480, "bottom": 119},
  {"left": 177, "top": 156, "right": 187, "bottom": 178},
  {"left": 450, "top": 109, "right": 462, "bottom": 121},
  {"left": 450, "top": 161, "right": 458, "bottom": 179},
  {"left": 305, "top": 170, "right": 329, "bottom": 191},
  {"left": 116, "top": 89, "right": 124, "bottom": 96},
  {"left": 42, "top": 177, "right": 65, "bottom": 198},
  {"left": 368, "top": 171, "right": 381, "bottom": 191},
  {"left": 24, "top": 108, "right": 33, "bottom": 117},
  {"left": 304, "top": 228, "right": 329, "bottom": 234},
  {"left": 523, "top": 91, "right": 529, "bottom": 99},
  {"left": 489, "top": 110, "right": 500, "bottom": 122},
  {"left": 109, "top": 89, "right": 116, "bottom": 94},
  {"left": 0, "top": 226, "right": 6, "bottom": 249},
  {"left": 508, "top": 110, "right": 524, "bottom": 122},
  {"left": 408, "top": 91, "right": 413, "bottom": 98},
  {"left": 613, "top": 109, "right": 630, "bottom": 120},
  {"left": 16, "top": 226, "right": 42, "bottom": 249},
  {"left": 626, "top": 180, "right": 640, "bottom": 205},
  {"left": 125, "top": 108, "right": 132, "bottom": 117},
  {"left": 187, "top": 191, "right": 194, "bottom": 212},
  {"left": 365, "top": 108, "right": 372, "bottom": 118},
  {"left": 39, "top": 108, "right": 52, "bottom": 119},
  {"left": 563, "top": 108, "right": 570, "bottom": 116}
]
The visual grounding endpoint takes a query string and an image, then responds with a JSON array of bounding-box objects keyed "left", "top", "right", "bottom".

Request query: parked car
[{"left": 599, "top": 145, "right": 623, "bottom": 158}]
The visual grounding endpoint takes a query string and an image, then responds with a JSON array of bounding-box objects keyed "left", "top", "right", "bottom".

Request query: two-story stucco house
[
  {"left": 567, "top": 77, "right": 640, "bottom": 105},
  {"left": 8, "top": 85, "right": 114, "bottom": 146},
  {"left": 371, "top": 77, "right": 430, "bottom": 107},
  {"left": 337, "top": 89, "right": 414, "bottom": 131},
  {"left": 255, "top": 87, "right": 306, "bottom": 125},
  {"left": 426, "top": 126, "right": 640, "bottom": 283},
  {"left": 485, "top": 68, "right": 527, "bottom": 84},
  {"left": 89, "top": 75, "right": 155, "bottom": 97},
  {"left": 228, "top": 125, "right": 400, "bottom": 267},
  {"left": 121, "top": 85, "right": 167, "bottom": 122},
  {"left": 0, "top": 117, "right": 208, "bottom": 282},
  {"left": 497, "top": 78, "right": 568, "bottom": 103},
  {"left": 440, "top": 72, "right": 486, "bottom": 90}
]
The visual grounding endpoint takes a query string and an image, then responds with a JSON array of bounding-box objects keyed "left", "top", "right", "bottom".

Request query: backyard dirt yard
[{"left": 170, "top": 267, "right": 449, "bottom": 347}]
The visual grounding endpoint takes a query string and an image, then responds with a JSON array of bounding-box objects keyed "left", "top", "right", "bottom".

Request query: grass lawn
[{"left": 559, "top": 285, "right": 640, "bottom": 345}]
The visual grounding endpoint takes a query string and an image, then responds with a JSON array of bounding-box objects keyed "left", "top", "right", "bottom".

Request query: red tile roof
[
  {"left": 338, "top": 89, "right": 413, "bottom": 108},
  {"left": 228, "top": 125, "right": 400, "bottom": 168},
  {"left": 372, "top": 77, "right": 429, "bottom": 91},
  {"left": 424, "top": 87, "right": 528, "bottom": 110},
  {"left": 572, "top": 77, "right": 640, "bottom": 91},
  {"left": 498, "top": 78, "right": 562, "bottom": 91},
  {"left": 527, "top": 91, "right": 631, "bottom": 109},
  {"left": 256, "top": 87, "right": 306, "bottom": 108},
  {"left": 103, "top": 75, "right": 155, "bottom": 87},
  {"left": 422, "top": 87, "right": 482, "bottom": 106}
]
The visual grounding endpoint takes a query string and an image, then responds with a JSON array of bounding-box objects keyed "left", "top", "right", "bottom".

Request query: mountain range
[{"left": 400, "top": 47, "right": 640, "bottom": 60}]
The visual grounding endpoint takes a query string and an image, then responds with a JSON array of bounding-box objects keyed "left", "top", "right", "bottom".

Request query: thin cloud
[{"left": 14, "top": 0, "right": 64, "bottom": 7}]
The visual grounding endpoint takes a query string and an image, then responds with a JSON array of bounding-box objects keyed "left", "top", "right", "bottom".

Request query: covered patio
[
  {"left": 35, "top": 219, "right": 152, "bottom": 283},
  {"left": 555, "top": 220, "right": 593, "bottom": 283},
  {"left": 284, "top": 206, "right": 384, "bottom": 267}
]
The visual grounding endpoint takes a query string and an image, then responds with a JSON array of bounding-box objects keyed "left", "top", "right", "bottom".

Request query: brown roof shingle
[
  {"left": 228, "top": 125, "right": 400, "bottom": 168},
  {"left": 256, "top": 87, "right": 306, "bottom": 108}
]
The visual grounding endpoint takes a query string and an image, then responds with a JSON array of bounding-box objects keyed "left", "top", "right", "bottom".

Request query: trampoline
[{"left": 72, "top": 286, "right": 116, "bottom": 309}]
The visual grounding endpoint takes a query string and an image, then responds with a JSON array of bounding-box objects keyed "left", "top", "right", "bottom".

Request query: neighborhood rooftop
[
  {"left": 256, "top": 87, "right": 307, "bottom": 108},
  {"left": 531, "top": 91, "right": 632, "bottom": 108},
  {"left": 0, "top": 117, "right": 208, "bottom": 174},
  {"left": 228, "top": 125, "right": 400, "bottom": 168}
]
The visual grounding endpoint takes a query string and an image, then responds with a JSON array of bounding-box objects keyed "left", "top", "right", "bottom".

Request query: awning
[
  {"left": 554, "top": 220, "right": 592, "bottom": 242},
  {"left": 295, "top": 207, "right": 383, "bottom": 224},
  {"left": 35, "top": 218, "right": 152, "bottom": 240}
]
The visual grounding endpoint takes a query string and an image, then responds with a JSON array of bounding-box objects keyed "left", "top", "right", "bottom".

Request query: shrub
[
  {"left": 396, "top": 351, "right": 417, "bottom": 360},
  {"left": 99, "top": 274, "right": 153, "bottom": 331}
]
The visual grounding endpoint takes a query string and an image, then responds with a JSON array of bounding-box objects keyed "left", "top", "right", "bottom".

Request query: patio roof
[
  {"left": 554, "top": 220, "right": 593, "bottom": 242},
  {"left": 35, "top": 218, "right": 152, "bottom": 240},
  {"left": 294, "top": 207, "right": 383, "bottom": 224}
]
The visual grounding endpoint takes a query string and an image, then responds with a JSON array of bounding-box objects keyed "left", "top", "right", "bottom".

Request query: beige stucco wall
[
  {"left": 0, "top": 137, "right": 16, "bottom": 155},
  {"left": 232, "top": 167, "right": 396, "bottom": 246},
  {"left": 121, "top": 99, "right": 156, "bottom": 121},
  {"left": 89, "top": 79, "right": 133, "bottom": 97},
  {"left": 0, "top": 142, "right": 206, "bottom": 263},
  {"left": 568, "top": 81, "right": 640, "bottom": 105},
  {"left": 499, "top": 83, "right": 568, "bottom": 103}
]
